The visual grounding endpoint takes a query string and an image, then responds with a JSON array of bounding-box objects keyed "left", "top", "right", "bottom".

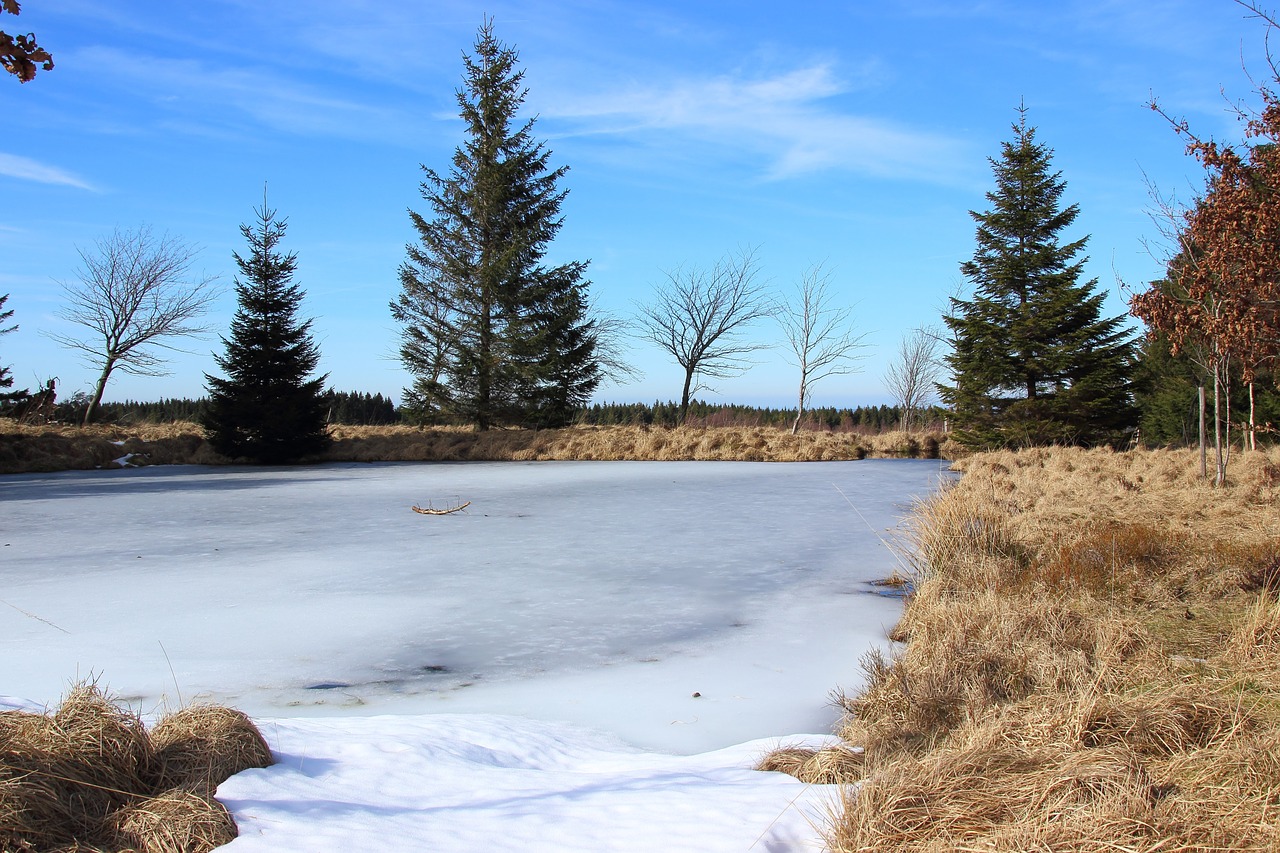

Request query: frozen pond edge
[{"left": 2, "top": 459, "right": 953, "bottom": 754}]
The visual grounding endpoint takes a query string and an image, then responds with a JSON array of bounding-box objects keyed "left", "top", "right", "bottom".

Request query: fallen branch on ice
[{"left": 411, "top": 501, "right": 471, "bottom": 516}]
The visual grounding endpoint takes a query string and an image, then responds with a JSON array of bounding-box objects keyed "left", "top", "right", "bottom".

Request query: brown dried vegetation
[
  {"left": 0, "top": 420, "right": 219, "bottom": 473},
  {"left": 756, "top": 744, "right": 866, "bottom": 785},
  {"left": 324, "top": 423, "right": 951, "bottom": 463},
  {"left": 0, "top": 682, "right": 272, "bottom": 853},
  {"left": 0, "top": 418, "right": 956, "bottom": 472},
  {"left": 761, "top": 446, "right": 1280, "bottom": 851},
  {"left": 147, "top": 705, "right": 272, "bottom": 794}
]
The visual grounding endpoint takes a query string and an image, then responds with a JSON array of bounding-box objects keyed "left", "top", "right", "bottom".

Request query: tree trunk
[
  {"left": 791, "top": 380, "right": 806, "bottom": 435},
  {"left": 83, "top": 360, "right": 114, "bottom": 426},
  {"left": 1212, "top": 359, "right": 1225, "bottom": 487},
  {"left": 1224, "top": 368, "right": 1232, "bottom": 477},
  {"left": 477, "top": 300, "right": 491, "bottom": 432},
  {"left": 1249, "top": 380, "right": 1256, "bottom": 452},
  {"left": 679, "top": 367, "right": 694, "bottom": 425},
  {"left": 1198, "top": 383, "right": 1206, "bottom": 480}
]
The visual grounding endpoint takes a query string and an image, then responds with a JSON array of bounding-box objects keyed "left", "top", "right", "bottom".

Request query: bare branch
[
  {"left": 776, "top": 262, "right": 866, "bottom": 433},
  {"left": 45, "top": 226, "right": 220, "bottom": 424},
  {"left": 587, "top": 299, "right": 642, "bottom": 385},
  {"left": 884, "top": 327, "right": 943, "bottom": 432},
  {"left": 634, "top": 247, "right": 773, "bottom": 422}
]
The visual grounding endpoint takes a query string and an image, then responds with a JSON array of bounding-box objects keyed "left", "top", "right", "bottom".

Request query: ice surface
[
  {"left": 1, "top": 459, "right": 947, "bottom": 752},
  {"left": 2, "top": 459, "right": 950, "bottom": 850}
]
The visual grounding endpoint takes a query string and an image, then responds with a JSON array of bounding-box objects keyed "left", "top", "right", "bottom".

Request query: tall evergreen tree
[
  {"left": 941, "top": 108, "right": 1136, "bottom": 448},
  {"left": 391, "top": 20, "right": 599, "bottom": 430},
  {"left": 0, "top": 292, "right": 25, "bottom": 405},
  {"left": 0, "top": 292, "right": 15, "bottom": 392},
  {"left": 203, "top": 196, "right": 329, "bottom": 463}
]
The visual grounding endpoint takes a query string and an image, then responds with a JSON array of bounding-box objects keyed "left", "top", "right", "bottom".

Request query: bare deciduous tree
[
  {"left": 777, "top": 263, "right": 865, "bottom": 434},
  {"left": 48, "top": 226, "right": 220, "bottom": 425},
  {"left": 884, "top": 326, "right": 943, "bottom": 432},
  {"left": 635, "top": 249, "right": 772, "bottom": 423},
  {"left": 588, "top": 298, "right": 642, "bottom": 386}
]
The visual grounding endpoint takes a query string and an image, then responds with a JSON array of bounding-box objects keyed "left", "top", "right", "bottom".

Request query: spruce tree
[
  {"left": 0, "top": 293, "right": 15, "bottom": 392},
  {"left": 0, "top": 292, "right": 25, "bottom": 405},
  {"left": 941, "top": 107, "right": 1136, "bottom": 448},
  {"left": 203, "top": 197, "right": 329, "bottom": 463},
  {"left": 391, "top": 20, "right": 599, "bottom": 430}
]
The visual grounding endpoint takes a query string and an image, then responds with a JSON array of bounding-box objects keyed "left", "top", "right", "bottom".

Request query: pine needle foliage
[
  {"left": 202, "top": 197, "right": 328, "bottom": 463},
  {"left": 942, "top": 107, "right": 1137, "bottom": 448},
  {"left": 392, "top": 20, "right": 599, "bottom": 430},
  {"left": 0, "top": 292, "right": 20, "bottom": 400}
]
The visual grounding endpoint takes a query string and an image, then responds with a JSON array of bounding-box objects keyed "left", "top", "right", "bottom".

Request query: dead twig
[{"left": 410, "top": 500, "right": 471, "bottom": 515}]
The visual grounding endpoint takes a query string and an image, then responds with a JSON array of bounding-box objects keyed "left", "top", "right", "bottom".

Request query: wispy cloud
[
  {"left": 542, "top": 63, "right": 971, "bottom": 184},
  {"left": 71, "top": 46, "right": 426, "bottom": 144},
  {"left": 0, "top": 153, "right": 97, "bottom": 190}
]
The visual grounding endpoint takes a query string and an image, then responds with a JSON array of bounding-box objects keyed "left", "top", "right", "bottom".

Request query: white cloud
[
  {"left": 71, "top": 46, "right": 420, "bottom": 144},
  {"left": 542, "top": 63, "right": 970, "bottom": 184},
  {"left": 0, "top": 153, "right": 97, "bottom": 191}
]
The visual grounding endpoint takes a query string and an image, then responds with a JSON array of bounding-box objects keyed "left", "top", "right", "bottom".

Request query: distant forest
[
  {"left": 51, "top": 391, "right": 398, "bottom": 427},
  {"left": 579, "top": 401, "right": 947, "bottom": 432},
  {"left": 47, "top": 391, "right": 943, "bottom": 433}
]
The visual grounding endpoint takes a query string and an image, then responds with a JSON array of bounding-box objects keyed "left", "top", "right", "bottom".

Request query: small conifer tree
[
  {"left": 203, "top": 196, "right": 329, "bottom": 463},
  {"left": 941, "top": 107, "right": 1136, "bottom": 448}
]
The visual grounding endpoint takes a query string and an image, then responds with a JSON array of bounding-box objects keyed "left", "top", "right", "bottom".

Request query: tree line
[
  {"left": 26, "top": 393, "right": 941, "bottom": 435},
  {"left": 579, "top": 401, "right": 945, "bottom": 432},
  {"left": 27, "top": 391, "right": 400, "bottom": 428},
  {"left": 4, "top": 14, "right": 1279, "bottom": 471}
]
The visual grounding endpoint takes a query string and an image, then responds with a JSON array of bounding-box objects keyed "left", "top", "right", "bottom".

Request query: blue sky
[{"left": 0, "top": 0, "right": 1271, "bottom": 408}]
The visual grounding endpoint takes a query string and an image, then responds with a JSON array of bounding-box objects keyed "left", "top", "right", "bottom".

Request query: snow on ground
[
  {"left": 220, "top": 715, "right": 842, "bottom": 852},
  {"left": 1, "top": 459, "right": 950, "bottom": 851}
]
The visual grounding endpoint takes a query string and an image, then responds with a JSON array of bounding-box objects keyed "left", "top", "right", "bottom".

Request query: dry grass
[
  {"left": 148, "top": 705, "right": 273, "bottom": 793},
  {"left": 758, "top": 445, "right": 1280, "bottom": 851},
  {"left": 0, "top": 418, "right": 957, "bottom": 472},
  {"left": 0, "top": 684, "right": 153, "bottom": 849},
  {"left": 322, "top": 423, "right": 954, "bottom": 463},
  {"left": 847, "top": 590, "right": 1151, "bottom": 752},
  {"left": 0, "top": 681, "right": 272, "bottom": 853},
  {"left": 0, "top": 420, "right": 219, "bottom": 473},
  {"left": 756, "top": 744, "right": 866, "bottom": 784},
  {"left": 106, "top": 788, "right": 237, "bottom": 853}
]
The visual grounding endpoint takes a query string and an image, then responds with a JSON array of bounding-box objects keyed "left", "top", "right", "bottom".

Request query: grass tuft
[
  {"left": 0, "top": 680, "right": 271, "bottom": 853},
  {"left": 756, "top": 745, "right": 866, "bottom": 784},
  {"left": 148, "top": 705, "right": 273, "bottom": 793},
  {"left": 106, "top": 787, "right": 238, "bottom": 853}
]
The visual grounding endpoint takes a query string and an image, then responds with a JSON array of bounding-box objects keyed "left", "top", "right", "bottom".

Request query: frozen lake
[{"left": 1, "top": 459, "right": 949, "bottom": 754}]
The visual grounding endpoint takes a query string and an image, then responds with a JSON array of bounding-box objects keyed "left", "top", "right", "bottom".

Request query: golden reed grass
[
  {"left": 761, "top": 445, "right": 1280, "bottom": 852},
  {"left": 0, "top": 681, "right": 271, "bottom": 853},
  {"left": 0, "top": 418, "right": 957, "bottom": 472}
]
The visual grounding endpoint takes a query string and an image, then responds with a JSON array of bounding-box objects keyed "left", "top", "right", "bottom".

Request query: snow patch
[{"left": 218, "top": 714, "right": 839, "bottom": 852}]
